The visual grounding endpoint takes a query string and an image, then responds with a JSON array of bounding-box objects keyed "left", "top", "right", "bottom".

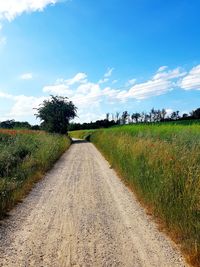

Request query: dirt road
[{"left": 0, "top": 140, "right": 187, "bottom": 267}]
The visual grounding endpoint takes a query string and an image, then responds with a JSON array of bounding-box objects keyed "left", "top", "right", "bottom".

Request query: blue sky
[{"left": 0, "top": 0, "right": 200, "bottom": 123}]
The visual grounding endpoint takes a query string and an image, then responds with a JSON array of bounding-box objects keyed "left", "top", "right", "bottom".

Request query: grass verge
[
  {"left": 0, "top": 130, "right": 71, "bottom": 217},
  {"left": 71, "top": 124, "right": 200, "bottom": 266}
]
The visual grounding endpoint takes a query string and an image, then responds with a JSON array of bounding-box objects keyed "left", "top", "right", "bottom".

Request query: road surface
[{"left": 0, "top": 140, "right": 188, "bottom": 267}]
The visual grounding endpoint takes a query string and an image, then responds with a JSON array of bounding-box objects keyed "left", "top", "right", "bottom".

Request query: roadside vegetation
[
  {"left": 0, "top": 129, "right": 71, "bottom": 217},
  {"left": 70, "top": 123, "right": 200, "bottom": 266},
  {"left": 0, "top": 95, "right": 77, "bottom": 217}
]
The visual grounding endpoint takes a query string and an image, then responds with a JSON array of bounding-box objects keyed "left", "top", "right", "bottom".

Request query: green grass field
[
  {"left": 0, "top": 129, "right": 71, "bottom": 216},
  {"left": 70, "top": 123, "right": 200, "bottom": 266}
]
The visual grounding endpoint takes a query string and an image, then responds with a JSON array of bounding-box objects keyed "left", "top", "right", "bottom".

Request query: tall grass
[
  {"left": 0, "top": 130, "right": 71, "bottom": 216},
  {"left": 71, "top": 124, "right": 200, "bottom": 266}
]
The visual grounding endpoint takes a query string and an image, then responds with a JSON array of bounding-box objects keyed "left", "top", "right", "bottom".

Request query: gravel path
[{"left": 0, "top": 140, "right": 188, "bottom": 267}]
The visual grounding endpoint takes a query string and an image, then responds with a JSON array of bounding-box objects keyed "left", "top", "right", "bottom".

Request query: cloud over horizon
[{"left": 1, "top": 64, "right": 200, "bottom": 123}]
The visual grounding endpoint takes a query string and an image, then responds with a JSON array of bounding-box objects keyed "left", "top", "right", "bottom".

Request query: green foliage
[
  {"left": 0, "top": 131, "right": 71, "bottom": 216},
  {"left": 71, "top": 124, "right": 200, "bottom": 265},
  {"left": 36, "top": 95, "right": 77, "bottom": 134},
  {"left": 191, "top": 108, "right": 200, "bottom": 119},
  {"left": 0, "top": 120, "right": 32, "bottom": 129},
  {"left": 69, "top": 119, "right": 117, "bottom": 131}
]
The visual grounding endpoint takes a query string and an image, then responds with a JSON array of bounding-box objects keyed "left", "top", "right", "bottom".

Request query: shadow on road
[{"left": 72, "top": 139, "right": 88, "bottom": 144}]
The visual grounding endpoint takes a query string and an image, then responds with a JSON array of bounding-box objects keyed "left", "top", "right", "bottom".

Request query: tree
[
  {"left": 121, "top": 111, "right": 129, "bottom": 124},
  {"left": 0, "top": 120, "right": 31, "bottom": 129},
  {"left": 161, "top": 109, "right": 167, "bottom": 121},
  {"left": 0, "top": 120, "right": 15, "bottom": 129},
  {"left": 115, "top": 112, "right": 120, "bottom": 124},
  {"left": 171, "top": 110, "right": 180, "bottom": 120},
  {"left": 106, "top": 113, "right": 110, "bottom": 121},
  {"left": 182, "top": 113, "right": 189, "bottom": 119},
  {"left": 149, "top": 108, "right": 155, "bottom": 122},
  {"left": 131, "top": 113, "right": 140, "bottom": 123},
  {"left": 35, "top": 95, "right": 77, "bottom": 134},
  {"left": 191, "top": 108, "right": 200, "bottom": 119}
]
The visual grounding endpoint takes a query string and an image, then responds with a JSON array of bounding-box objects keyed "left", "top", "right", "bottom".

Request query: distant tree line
[
  {"left": 1, "top": 106, "right": 200, "bottom": 132},
  {"left": 69, "top": 107, "right": 200, "bottom": 131},
  {"left": 69, "top": 119, "right": 117, "bottom": 131},
  {"left": 119, "top": 107, "right": 200, "bottom": 124},
  {"left": 0, "top": 120, "right": 40, "bottom": 130}
]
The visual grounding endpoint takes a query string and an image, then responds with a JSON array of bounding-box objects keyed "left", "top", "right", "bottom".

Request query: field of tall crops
[
  {"left": 0, "top": 129, "right": 71, "bottom": 217},
  {"left": 70, "top": 124, "right": 200, "bottom": 266}
]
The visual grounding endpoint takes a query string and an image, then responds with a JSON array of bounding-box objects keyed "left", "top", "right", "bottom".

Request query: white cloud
[
  {"left": 0, "top": 91, "right": 14, "bottom": 99},
  {"left": 0, "top": 91, "right": 46, "bottom": 121},
  {"left": 8, "top": 95, "right": 45, "bottom": 117},
  {"left": 115, "top": 67, "right": 186, "bottom": 101},
  {"left": 0, "top": 1, "right": 61, "bottom": 48},
  {"left": 98, "top": 78, "right": 109, "bottom": 84},
  {"left": 98, "top": 68, "right": 114, "bottom": 84},
  {"left": 121, "top": 78, "right": 173, "bottom": 100},
  {"left": 66, "top": 72, "right": 87, "bottom": 85},
  {"left": 153, "top": 67, "right": 186, "bottom": 80},
  {"left": 72, "top": 82, "right": 102, "bottom": 109},
  {"left": 43, "top": 72, "right": 87, "bottom": 95},
  {"left": 165, "top": 108, "right": 173, "bottom": 116},
  {"left": 0, "top": 0, "right": 59, "bottom": 22},
  {"left": 20, "top": 72, "right": 33, "bottom": 80},
  {"left": 75, "top": 111, "right": 105, "bottom": 123},
  {"left": 157, "top": 66, "right": 168, "bottom": 72},
  {"left": 126, "top": 78, "right": 136, "bottom": 86},
  {"left": 180, "top": 65, "right": 200, "bottom": 90},
  {"left": 112, "top": 79, "right": 118, "bottom": 84},
  {"left": 104, "top": 67, "right": 114, "bottom": 78},
  {"left": 43, "top": 84, "right": 73, "bottom": 95}
]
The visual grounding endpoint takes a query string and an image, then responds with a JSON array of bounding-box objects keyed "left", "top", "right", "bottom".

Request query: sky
[{"left": 0, "top": 0, "right": 200, "bottom": 124}]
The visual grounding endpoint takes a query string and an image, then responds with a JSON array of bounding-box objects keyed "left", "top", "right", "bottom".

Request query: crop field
[
  {"left": 0, "top": 129, "right": 71, "bottom": 216},
  {"left": 70, "top": 123, "right": 200, "bottom": 266}
]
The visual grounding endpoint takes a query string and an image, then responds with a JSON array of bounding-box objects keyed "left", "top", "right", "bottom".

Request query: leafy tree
[
  {"left": 121, "top": 111, "right": 129, "bottom": 124},
  {"left": 182, "top": 113, "right": 189, "bottom": 119},
  {"left": 115, "top": 112, "right": 120, "bottom": 123},
  {"left": 0, "top": 120, "right": 31, "bottom": 129},
  {"left": 0, "top": 120, "right": 15, "bottom": 129},
  {"left": 69, "top": 119, "right": 117, "bottom": 131},
  {"left": 149, "top": 108, "right": 155, "bottom": 122},
  {"left": 171, "top": 110, "right": 180, "bottom": 120},
  {"left": 31, "top": 125, "right": 41, "bottom": 131},
  {"left": 36, "top": 95, "right": 77, "bottom": 134},
  {"left": 106, "top": 113, "right": 110, "bottom": 121},
  {"left": 131, "top": 112, "right": 141, "bottom": 123},
  {"left": 191, "top": 108, "right": 200, "bottom": 119},
  {"left": 161, "top": 109, "right": 167, "bottom": 121}
]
